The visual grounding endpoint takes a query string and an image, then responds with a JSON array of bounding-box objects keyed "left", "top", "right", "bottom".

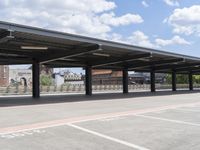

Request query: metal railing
[{"left": 0, "top": 83, "right": 199, "bottom": 95}]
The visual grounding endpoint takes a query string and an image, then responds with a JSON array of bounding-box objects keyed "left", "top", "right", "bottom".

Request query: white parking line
[
  {"left": 68, "top": 123, "right": 150, "bottom": 150},
  {"left": 1, "top": 101, "right": 200, "bottom": 135},
  {"left": 136, "top": 114, "right": 200, "bottom": 127},
  {"left": 0, "top": 129, "right": 46, "bottom": 139}
]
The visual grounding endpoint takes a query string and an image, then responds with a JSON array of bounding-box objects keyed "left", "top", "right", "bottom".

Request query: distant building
[
  {"left": 64, "top": 71, "right": 83, "bottom": 85},
  {"left": 92, "top": 70, "right": 122, "bottom": 85},
  {"left": 9, "top": 69, "right": 32, "bottom": 86},
  {"left": 129, "top": 72, "right": 146, "bottom": 84},
  {"left": 53, "top": 70, "right": 84, "bottom": 86},
  {"left": 91, "top": 70, "right": 167, "bottom": 85},
  {"left": 40, "top": 65, "right": 53, "bottom": 75},
  {"left": 9, "top": 65, "right": 54, "bottom": 86},
  {"left": 0, "top": 65, "right": 9, "bottom": 86},
  {"left": 28, "top": 65, "right": 53, "bottom": 76},
  {"left": 143, "top": 73, "right": 166, "bottom": 84},
  {"left": 54, "top": 73, "right": 65, "bottom": 86}
]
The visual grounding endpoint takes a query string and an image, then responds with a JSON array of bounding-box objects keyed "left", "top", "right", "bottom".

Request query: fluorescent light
[
  {"left": 93, "top": 53, "right": 110, "bottom": 57},
  {"left": 7, "top": 35, "right": 15, "bottom": 39},
  {"left": 21, "top": 46, "right": 48, "bottom": 50},
  {"left": 138, "top": 58, "right": 150, "bottom": 61},
  {"left": 195, "top": 65, "right": 200, "bottom": 68}
]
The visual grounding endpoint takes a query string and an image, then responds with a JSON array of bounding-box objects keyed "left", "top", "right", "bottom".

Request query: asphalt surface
[{"left": 0, "top": 91, "right": 200, "bottom": 150}]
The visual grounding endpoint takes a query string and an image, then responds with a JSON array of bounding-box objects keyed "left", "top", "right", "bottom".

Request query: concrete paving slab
[
  {"left": 1, "top": 92, "right": 200, "bottom": 128},
  {"left": 177, "top": 105, "right": 200, "bottom": 112},
  {"left": 1, "top": 92, "right": 200, "bottom": 150},
  {"left": 0, "top": 125, "right": 135, "bottom": 150},
  {"left": 143, "top": 107, "right": 200, "bottom": 124},
  {"left": 75, "top": 115, "right": 200, "bottom": 150}
]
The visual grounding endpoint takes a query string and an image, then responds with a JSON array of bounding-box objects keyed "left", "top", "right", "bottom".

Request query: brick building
[
  {"left": 92, "top": 70, "right": 122, "bottom": 85},
  {"left": 92, "top": 70, "right": 166, "bottom": 85},
  {"left": 0, "top": 65, "right": 9, "bottom": 86}
]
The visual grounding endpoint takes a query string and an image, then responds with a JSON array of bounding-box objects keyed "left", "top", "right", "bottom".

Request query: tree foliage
[
  {"left": 166, "top": 74, "right": 200, "bottom": 84},
  {"left": 40, "top": 75, "right": 52, "bottom": 86},
  {"left": 193, "top": 75, "right": 200, "bottom": 84}
]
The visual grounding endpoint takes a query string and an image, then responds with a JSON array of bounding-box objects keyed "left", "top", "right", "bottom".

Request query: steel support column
[
  {"left": 122, "top": 68, "right": 128, "bottom": 94},
  {"left": 172, "top": 70, "right": 177, "bottom": 91},
  {"left": 150, "top": 70, "right": 155, "bottom": 92},
  {"left": 85, "top": 66, "right": 92, "bottom": 96},
  {"left": 32, "top": 59, "right": 40, "bottom": 98},
  {"left": 189, "top": 72, "right": 193, "bottom": 91}
]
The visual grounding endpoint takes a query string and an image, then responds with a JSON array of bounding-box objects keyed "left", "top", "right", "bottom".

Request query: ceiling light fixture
[
  {"left": 93, "top": 53, "right": 110, "bottom": 57},
  {"left": 194, "top": 65, "right": 200, "bottom": 68},
  {"left": 21, "top": 46, "right": 48, "bottom": 50}
]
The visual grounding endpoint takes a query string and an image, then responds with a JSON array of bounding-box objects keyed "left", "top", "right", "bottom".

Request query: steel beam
[
  {"left": 93, "top": 53, "right": 151, "bottom": 68},
  {"left": 85, "top": 66, "right": 92, "bottom": 96},
  {"left": 128, "top": 58, "right": 184, "bottom": 70},
  {"left": 45, "top": 60, "right": 86, "bottom": 68},
  {"left": 175, "top": 67, "right": 200, "bottom": 73},
  {"left": 40, "top": 44, "right": 100, "bottom": 64},
  {"left": 32, "top": 59, "right": 40, "bottom": 98},
  {"left": 2, "top": 21, "right": 200, "bottom": 62},
  {"left": 122, "top": 68, "right": 128, "bottom": 94},
  {"left": 153, "top": 62, "right": 200, "bottom": 71},
  {"left": 150, "top": 70, "right": 156, "bottom": 92},
  {"left": 0, "top": 30, "right": 14, "bottom": 43},
  {"left": 189, "top": 72, "right": 193, "bottom": 91},
  {"left": 172, "top": 70, "right": 177, "bottom": 91},
  {"left": 191, "top": 70, "right": 200, "bottom": 74}
]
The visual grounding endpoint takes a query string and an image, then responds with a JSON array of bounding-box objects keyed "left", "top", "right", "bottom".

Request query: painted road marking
[
  {"left": 98, "top": 116, "right": 127, "bottom": 122},
  {"left": 136, "top": 114, "right": 200, "bottom": 127},
  {"left": 1, "top": 101, "right": 200, "bottom": 135},
  {"left": 0, "top": 129, "right": 45, "bottom": 139},
  {"left": 68, "top": 123, "right": 150, "bottom": 150}
]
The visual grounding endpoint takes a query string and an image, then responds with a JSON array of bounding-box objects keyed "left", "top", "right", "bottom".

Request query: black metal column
[
  {"left": 85, "top": 66, "right": 92, "bottom": 96},
  {"left": 189, "top": 72, "right": 193, "bottom": 91},
  {"left": 123, "top": 68, "right": 128, "bottom": 94},
  {"left": 150, "top": 70, "right": 156, "bottom": 92},
  {"left": 172, "top": 70, "right": 177, "bottom": 91},
  {"left": 32, "top": 59, "right": 40, "bottom": 98}
]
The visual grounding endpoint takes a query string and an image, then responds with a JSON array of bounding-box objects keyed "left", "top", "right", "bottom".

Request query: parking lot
[{"left": 0, "top": 91, "right": 200, "bottom": 150}]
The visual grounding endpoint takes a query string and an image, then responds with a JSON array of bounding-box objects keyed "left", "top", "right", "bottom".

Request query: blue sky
[
  {"left": 111, "top": 0, "right": 200, "bottom": 56},
  {"left": 1, "top": 0, "right": 200, "bottom": 71}
]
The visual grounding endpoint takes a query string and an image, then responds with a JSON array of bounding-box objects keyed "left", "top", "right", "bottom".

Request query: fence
[{"left": 0, "top": 84, "right": 199, "bottom": 95}]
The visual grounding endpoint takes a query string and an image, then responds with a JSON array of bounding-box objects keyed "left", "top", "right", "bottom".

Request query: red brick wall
[{"left": 0, "top": 65, "right": 9, "bottom": 86}]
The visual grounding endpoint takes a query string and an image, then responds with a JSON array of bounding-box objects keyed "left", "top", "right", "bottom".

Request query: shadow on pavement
[{"left": 0, "top": 90, "right": 199, "bottom": 107}]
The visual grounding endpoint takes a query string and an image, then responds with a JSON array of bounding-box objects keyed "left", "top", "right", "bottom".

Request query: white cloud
[
  {"left": 122, "top": 31, "right": 190, "bottom": 48},
  {"left": 100, "top": 12, "right": 143, "bottom": 27},
  {"left": 163, "top": 0, "right": 180, "bottom": 7},
  {"left": 142, "top": 1, "right": 149, "bottom": 8},
  {"left": 127, "top": 31, "right": 155, "bottom": 48},
  {"left": 108, "top": 33, "right": 124, "bottom": 43},
  {"left": 165, "top": 5, "right": 200, "bottom": 35},
  {"left": 0, "top": 0, "right": 116, "bottom": 13},
  {"left": 155, "top": 35, "right": 191, "bottom": 46},
  {"left": 0, "top": 0, "right": 143, "bottom": 38}
]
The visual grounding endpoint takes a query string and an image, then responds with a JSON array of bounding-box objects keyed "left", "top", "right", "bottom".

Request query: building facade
[
  {"left": 92, "top": 70, "right": 122, "bottom": 85},
  {"left": 0, "top": 65, "right": 9, "bottom": 86},
  {"left": 92, "top": 70, "right": 167, "bottom": 85},
  {"left": 9, "top": 69, "right": 32, "bottom": 86},
  {"left": 53, "top": 70, "right": 84, "bottom": 86}
]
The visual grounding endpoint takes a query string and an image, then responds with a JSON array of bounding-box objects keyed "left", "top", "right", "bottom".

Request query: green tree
[
  {"left": 166, "top": 74, "right": 189, "bottom": 84},
  {"left": 40, "top": 75, "right": 52, "bottom": 86},
  {"left": 176, "top": 74, "right": 188, "bottom": 84},
  {"left": 166, "top": 74, "right": 172, "bottom": 84},
  {"left": 193, "top": 75, "right": 200, "bottom": 84}
]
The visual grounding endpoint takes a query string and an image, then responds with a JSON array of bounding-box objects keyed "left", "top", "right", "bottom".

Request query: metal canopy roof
[{"left": 0, "top": 21, "right": 200, "bottom": 74}]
